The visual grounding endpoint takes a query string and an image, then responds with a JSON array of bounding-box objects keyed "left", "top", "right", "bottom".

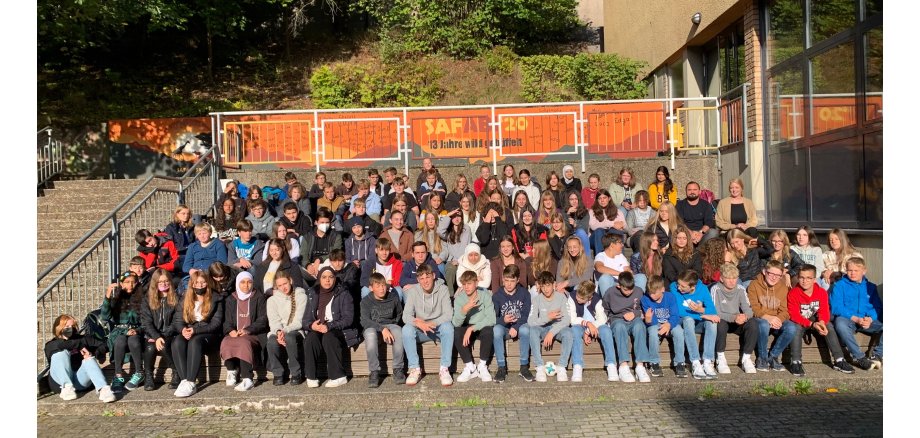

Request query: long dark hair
[
  {"left": 261, "top": 238, "right": 292, "bottom": 266},
  {"left": 443, "top": 214, "right": 465, "bottom": 245},
  {"left": 655, "top": 165, "right": 674, "bottom": 196},
  {"left": 566, "top": 190, "right": 588, "bottom": 220},
  {"left": 591, "top": 189, "right": 618, "bottom": 222},
  {"left": 493, "top": 235, "right": 521, "bottom": 262},
  {"left": 111, "top": 271, "right": 144, "bottom": 315}
]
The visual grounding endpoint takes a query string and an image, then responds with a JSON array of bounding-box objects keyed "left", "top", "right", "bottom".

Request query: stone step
[{"left": 44, "top": 179, "right": 144, "bottom": 190}]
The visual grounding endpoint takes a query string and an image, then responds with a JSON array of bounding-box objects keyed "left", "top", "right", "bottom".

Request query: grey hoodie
[
  {"left": 602, "top": 286, "right": 644, "bottom": 321},
  {"left": 266, "top": 287, "right": 308, "bottom": 334},
  {"left": 403, "top": 278, "right": 453, "bottom": 328},
  {"left": 246, "top": 212, "right": 278, "bottom": 240},
  {"left": 710, "top": 282, "right": 754, "bottom": 322},
  {"left": 528, "top": 291, "right": 570, "bottom": 335},
  {"left": 437, "top": 216, "right": 472, "bottom": 262}
]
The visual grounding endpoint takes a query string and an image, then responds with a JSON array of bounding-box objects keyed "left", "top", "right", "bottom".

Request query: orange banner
[
  {"left": 409, "top": 109, "right": 491, "bottom": 159},
  {"left": 108, "top": 117, "right": 211, "bottom": 161}
]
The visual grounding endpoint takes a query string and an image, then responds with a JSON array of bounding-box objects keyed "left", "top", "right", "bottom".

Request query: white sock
[
  {"left": 478, "top": 360, "right": 488, "bottom": 368},
  {"left": 742, "top": 353, "right": 751, "bottom": 361},
  {"left": 464, "top": 362, "right": 475, "bottom": 371}
]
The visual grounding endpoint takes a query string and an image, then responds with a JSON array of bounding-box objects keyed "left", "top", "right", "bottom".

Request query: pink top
[{"left": 589, "top": 209, "right": 625, "bottom": 231}]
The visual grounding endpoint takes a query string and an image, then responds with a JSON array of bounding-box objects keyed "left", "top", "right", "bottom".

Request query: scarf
[
  {"left": 235, "top": 272, "right": 254, "bottom": 300},
  {"left": 316, "top": 266, "right": 336, "bottom": 317}
]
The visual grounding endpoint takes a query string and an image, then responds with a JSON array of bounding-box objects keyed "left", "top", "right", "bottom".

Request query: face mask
[
  {"left": 318, "top": 223, "right": 330, "bottom": 233},
  {"left": 194, "top": 287, "right": 207, "bottom": 296},
  {"left": 158, "top": 283, "right": 170, "bottom": 292},
  {"left": 61, "top": 327, "right": 75, "bottom": 339}
]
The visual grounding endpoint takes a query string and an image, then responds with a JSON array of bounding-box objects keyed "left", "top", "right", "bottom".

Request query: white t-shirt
[
  {"left": 594, "top": 251, "right": 630, "bottom": 278},
  {"left": 376, "top": 262, "right": 393, "bottom": 283}
]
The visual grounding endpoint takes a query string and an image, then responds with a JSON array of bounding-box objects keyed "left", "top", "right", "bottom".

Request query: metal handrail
[
  {"left": 36, "top": 232, "right": 113, "bottom": 302},
  {"left": 36, "top": 147, "right": 219, "bottom": 287}
]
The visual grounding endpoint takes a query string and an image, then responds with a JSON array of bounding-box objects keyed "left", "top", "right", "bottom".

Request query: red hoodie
[
  {"left": 581, "top": 187, "right": 599, "bottom": 209},
  {"left": 137, "top": 232, "right": 179, "bottom": 272},
  {"left": 474, "top": 177, "right": 487, "bottom": 197},
  {"left": 787, "top": 283, "right": 830, "bottom": 328},
  {"left": 362, "top": 254, "right": 403, "bottom": 288}
]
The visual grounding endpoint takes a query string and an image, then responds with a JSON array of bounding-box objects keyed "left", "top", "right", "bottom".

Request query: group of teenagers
[{"left": 43, "top": 159, "right": 883, "bottom": 404}]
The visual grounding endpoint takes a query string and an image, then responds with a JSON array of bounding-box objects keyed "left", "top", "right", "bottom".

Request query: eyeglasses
[
  {"left": 765, "top": 271, "right": 783, "bottom": 278},
  {"left": 770, "top": 240, "right": 784, "bottom": 244},
  {"left": 156, "top": 280, "right": 172, "bottom": 285}
]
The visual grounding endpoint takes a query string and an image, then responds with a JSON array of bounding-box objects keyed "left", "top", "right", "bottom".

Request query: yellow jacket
[{"left": 648, "top": 182, "right": 677, "bottom": 210}]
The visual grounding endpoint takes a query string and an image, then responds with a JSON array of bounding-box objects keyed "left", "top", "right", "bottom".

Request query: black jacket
[
  {"left": 140, "top": 295, "right": 179, "bottom": 340},
  {"left": 43, "top": 334, "right": 107, "bottom": 393},
  {"left": 738, "top": 237, "right": 772, "bottom": 282},
  {"left": 170, "top": 294, "right": 225, "bottom": 336},
  {"left": 662, "top": 250, "right": 703, "bottom": 284},
  {"left": 476, "top": 218, "right": 512, "bottom": 260},
  {"left": 254, "top": 258, "right": 306, "bottom": 294},
  {"left": 302, "top": 284, "right": 354, "bottom": 332},
  {"left": 223, "top": 292, "right": 270, "bottom": 337}
]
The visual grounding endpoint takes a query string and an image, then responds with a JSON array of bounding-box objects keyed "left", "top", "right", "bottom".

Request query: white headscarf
[
  {"left": 235, "top": 271, "right": 254, "bottom": 300},
  {"left": 562, "top": 165, "right": 575, "bottom": 184}
]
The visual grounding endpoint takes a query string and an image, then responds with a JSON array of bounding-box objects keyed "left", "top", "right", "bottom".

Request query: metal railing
[
  {"left": 37, "top": 127, "right": 66, "bottom": 187},
  {"left": 212, "top": 94, "right": 747, "bottom": 174},
  {"left": 36, "top": 147, "right": 221, "bottom": 370}
]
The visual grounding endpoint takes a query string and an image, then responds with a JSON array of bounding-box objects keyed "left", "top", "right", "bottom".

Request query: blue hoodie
[
  {"left": 492, "top": 284, "right": 531, "bottom": 331},
  {"left": 669, "top": 279, "right": 717, "bottom": 321},
  {"left": 641, "top": 292, "right": 680, "bottom": 328},
  {"left": 829, "top": 275, "right": 882, "bottom": 322},
  {"left": 398, "top": 256, "right": 444, "bottom": 287}
]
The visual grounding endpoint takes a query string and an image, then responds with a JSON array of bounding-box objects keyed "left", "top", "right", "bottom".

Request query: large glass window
[
  {"left": 764, "top": 0, "right": 881, "bottom": 229},
  {"left": 810, "top": 42, "right": 855, "bottom": 135},
  {"left": 768, "top": 66, "right": 804, "bottom": 144},
  {"left": 718, "top": 22, "right": 746, "bottom": 93},
  {"left": 768, "top": 0, "right": 804, "bottom": 67},
  {"left": 810, "top": 0, "right": 856, "bottom": 45},
  {"left": 865, "top": 27, "right": 882, "bottom": 121}
]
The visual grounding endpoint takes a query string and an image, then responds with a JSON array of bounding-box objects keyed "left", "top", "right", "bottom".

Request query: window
[
  {"left": 810, "top": 0, "right": 856, "bottom": 45},
  {"left": 718, "top": 21, "right": 746, "bottom": 93},
  {"left": 865, "top": 27, "right": 882, "bottom": 121},
  {"left": 810, "top": 42, "right": 855, "bottom": 135},
  {"left": 768, "top": 0, "right": 804, "bottom": 67},
  {"left": 768, "top": 66, "right": 804, "bottom": 144}
]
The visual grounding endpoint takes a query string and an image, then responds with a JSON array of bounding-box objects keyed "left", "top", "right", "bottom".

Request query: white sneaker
[
  {"left": 535, "top": 366, "right": 547, "bottom": 382},
  {"left": 324, "top": 377, "right": 348, "bottom": 388},
  {"left": 741, "top": 356, "right": 757, "bottom": 374},
  {"left": 691, "top": 361, "right": 707, "bottom": 380},
  {"left": 619, "top": 364, "right": 636, "bottom": 383},
  {"left": 703, "top": 360, "right": 718, "bottom": 378},
  {"left": 716, "top": 353, "right": 731, "bottom": 374},
  {"left": 174, "top": 380, "right": 196, "bottom": 398},
  {"left": 457, "top": 364, "right": 478, "bottom": 383},
  {"left": 59, "top": 383, "right": 77, "bottom": 401},
  {"left": 556, "top": 367, "right": 568, "bottom": 382},
  {"left": 306, "top": 379, "right": 320, "bottom": 388},
  {"left": 226, "top": 369, "right": 239, "bottom": 386},
  {"left": 635, "top": 363, "right": 651, "bottom": 383},
  {"left": 572, "top": 365, "right": 583, "bottom": 382},
  {"left": 405, "top": 368, "right": 422, "bottom": 386},
  {"left": 438, "top": 368, "right": 453, "bottom": 386},
  {"left": 606, "top": 364, "right": 619, "bottom": 382},
  {"left": 234, "top": 378, "right": 254, "bottom": 392},
  {"left": 98, "top": 385, "right": 116, "bottom": 403},
  {"left": 477, "top": 362, "right": 492, "bottom": 382}
]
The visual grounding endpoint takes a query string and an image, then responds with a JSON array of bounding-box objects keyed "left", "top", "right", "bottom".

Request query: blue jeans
[
  {"left": 833, "top": 316, "right": 883, "bottom": 360},
  {"left": 49, "top": 351, "right": 107, "bottom": 392},
  {"left": 648, "top": 323, "right": 685, "bottom": 365},
  {"left": 529, "top": 325, "right": 573, "bottom": 368},
  {"left": 573, "top": 228, "right": 592, "bottom": 259},
  {"left": 597, "top": 274, "right": 617, "bottom": 298},
  {"left": 633, "top": 274, "right": 648, "bottom": 292},
  {"left": 493, "top": 324, "right": 531, "bottom": 367},
  {"left": 681, "top": 317, "right": 716, "bottom": 362},
  {"left": 403, "top": 322, "right": 454, "bottom": 370},
  {"left": 611, "top": 318, "right": 651, "bottom": 364},
  {"left": 361, "top": 286, "right": 404, "bottom": 302},
  {"left": 755, "top": 318, "right": 797, "bottom": 359},
  {"left": 571, "top": 324, "right": 615, "bottom": 366}
]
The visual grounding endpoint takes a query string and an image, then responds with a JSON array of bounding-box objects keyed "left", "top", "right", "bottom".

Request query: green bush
[
  {"left": 310, "top": 61, "right": 445, "bottom": 109},
  {"left": 520, "top": 53, "right": 647, "bottom": 102},
  {"left": 483, "top": 46, "right": 518, "bottom": 75}
]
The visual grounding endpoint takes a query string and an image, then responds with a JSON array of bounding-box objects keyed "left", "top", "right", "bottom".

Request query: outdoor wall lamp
[{"left": 692, "top": 12, "right": 702, "bottom": 25}]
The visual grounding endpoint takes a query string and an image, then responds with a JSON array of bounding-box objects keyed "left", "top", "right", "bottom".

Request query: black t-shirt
[
  {"left": 382, "top": 191, "right": 419, "bottom": 211},
  {"left": 675, "top": 199, "right": 715, "bottom": 231}
]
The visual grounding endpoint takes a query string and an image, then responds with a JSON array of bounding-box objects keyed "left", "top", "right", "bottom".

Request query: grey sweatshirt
[
  {"left": 556, "top": 253, "right": 595, "bottom": 286},
  {"left": 602, "top": 286, "right": 645, "bottom": 321},
  {"left": 403, "top": 278, "right": 453, "bottom": 328},
  {"left": 360, "top": 289, "right": 403, "bottom": 331},
  {"left": 437, "top": 216, "right": 472, "bottom": 262},
  {"left": 528, "top": 292, "right": 571, "bottom": 335},
  {"left": 710, "top": 282, "right": 754, "bottom": 322},
  {"left": 266, "top": 287, "right": 308, "bottom": 334}
]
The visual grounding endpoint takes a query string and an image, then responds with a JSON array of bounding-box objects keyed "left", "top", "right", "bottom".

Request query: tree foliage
[{"left": 520, "top": 53, "right": 648, "bottom": 102}]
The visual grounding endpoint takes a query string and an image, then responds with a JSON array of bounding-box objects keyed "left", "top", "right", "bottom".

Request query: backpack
[
  {"left": 82, "top": 308, "right": 112, "bottom": 344},
  {"left": 261, "top": 186, "right": 288, "bottom": 202}
]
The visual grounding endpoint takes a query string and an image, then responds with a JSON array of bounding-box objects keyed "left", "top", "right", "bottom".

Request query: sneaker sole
[
  {"left": 519, "top": 374, "right": 534, "bottom": 382},
  {"left": 833, "top": 366, "right": 855, "bottom": 374}
]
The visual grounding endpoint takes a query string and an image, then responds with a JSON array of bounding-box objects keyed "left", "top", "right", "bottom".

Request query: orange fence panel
[
  {"left": 583, "top": 102, "right": 666, "bottom": 156},
  {"left": 494, "top": 105, "right": 580, "bottom": 157},
  {"left": 407, "top": 109, "right": 492, "bottom": 160}
]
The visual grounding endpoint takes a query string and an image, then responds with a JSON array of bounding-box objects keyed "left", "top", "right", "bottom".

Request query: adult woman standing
[
  {"left": 715, "top": 178, "right": 758, "bottom": 236},
  {"left": 101, "top": 271, "right": 145, "bottom": 392},
  {"left": 588, "top": 189, "right": 626, "bottom": 255},
  {"left": 221, "top": 272, "right": 269, "bottom": 392},
  {"left": 140, "top": 269, "right": 180, "bottom": 391},
  {"left": 648, "top": 166, "right": 677, "bottom": 210},
  {"left": 266, "top": 271, "right": 308, "bottom": 386},
  {"left": 302, "top": 267, "right": 355, "bottom": 388},
  {"left": 171, "top": 271, "right": 224, "bottom": 397},
  {"left": 609, "top": 167, "right": 639, "bottom": 218}
]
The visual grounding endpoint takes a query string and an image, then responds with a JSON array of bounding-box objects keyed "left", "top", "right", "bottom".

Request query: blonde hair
[
  {"left": 558, "top": 236, "right": 588, "bottom": 281},
  {"left": 726, "top": 228, "right": 753, "bottom": 260},
  {"left": 147, "top": 269, "right": 178, "bottom": 310},
  {"left": 415, "top": 212, "right": 443, "bottom": 254},
  {"left": 719, "top": 263, "right": 740, "bottom": 279},
  {"left": 769, "top": 229, "right": 791, "bottom": 263},
  {"left": 576, "top": 281, "right": 596, "bottom": 301},
  {"left": 182, "top": 271, "right": 213, "bottom": 323},
  {"left": 729, "top": 178, "right": 745, "bottom": 192},
  {"left": 531, "top": 239, "right": 553, "bottom": 278},
  {"left": 173, "top": 204, "right": 192, "bottom": 227}
]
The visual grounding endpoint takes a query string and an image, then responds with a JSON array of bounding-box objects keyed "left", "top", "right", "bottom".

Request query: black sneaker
[
  {"left": 674, "top": 363, "right": 688, "bottom": 378},
  {"left": 290, "top": 375, "right": 304, "bottom": 386},
  {"left": 833, "top": 359, "right": 855, "bottom": 374},
  {"left": 519, "top": 365, "right": 535, "bottom": 382},
  {"left": 168, "top": 370, "right": 181, "bottom": 390},
  {"left": 143, "top": 372, "right": 155, "bottom": 391},
  {"left": 368, "top": 371, "right": 380, "bottom": 388},
  {"left": 273, "top": 376, "right": 287, "bottom": 386},
  {"left": 111, "top": 375, "right": 126, "bottom": 393},
  {"left": 649, "top": 363, "right": 664, "bottom": 377},
  {"left": 393, "top": 368, "right": 407, "bottom": 385},
  {"left": 769, "top": 356, "right": 785, "bottom": 372},
  {"left": 790, "top": 362, "right": 806, "bottom": 377},
  {"left": 855, "top": 356, "right": 874, "bottom": 370},
  {"left": 495, "top": 366, "right": 508, "bottom": 383},
  {"left": 755, "top": 357, "right": 770, "bottom": 372}
]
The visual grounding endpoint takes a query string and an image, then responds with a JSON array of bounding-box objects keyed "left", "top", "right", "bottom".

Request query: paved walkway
[{"left": 38, "top": 392, "right": 882, "bottom": 437}]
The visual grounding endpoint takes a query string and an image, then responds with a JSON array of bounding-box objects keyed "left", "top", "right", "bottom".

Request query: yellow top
[{"left": 648, "top": 182, "right": 677, "bottom": 210}]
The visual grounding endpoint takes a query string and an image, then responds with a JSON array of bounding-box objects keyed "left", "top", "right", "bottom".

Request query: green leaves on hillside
[{"left": 520, "top": 53, "right": 648, "bottom": 102}]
